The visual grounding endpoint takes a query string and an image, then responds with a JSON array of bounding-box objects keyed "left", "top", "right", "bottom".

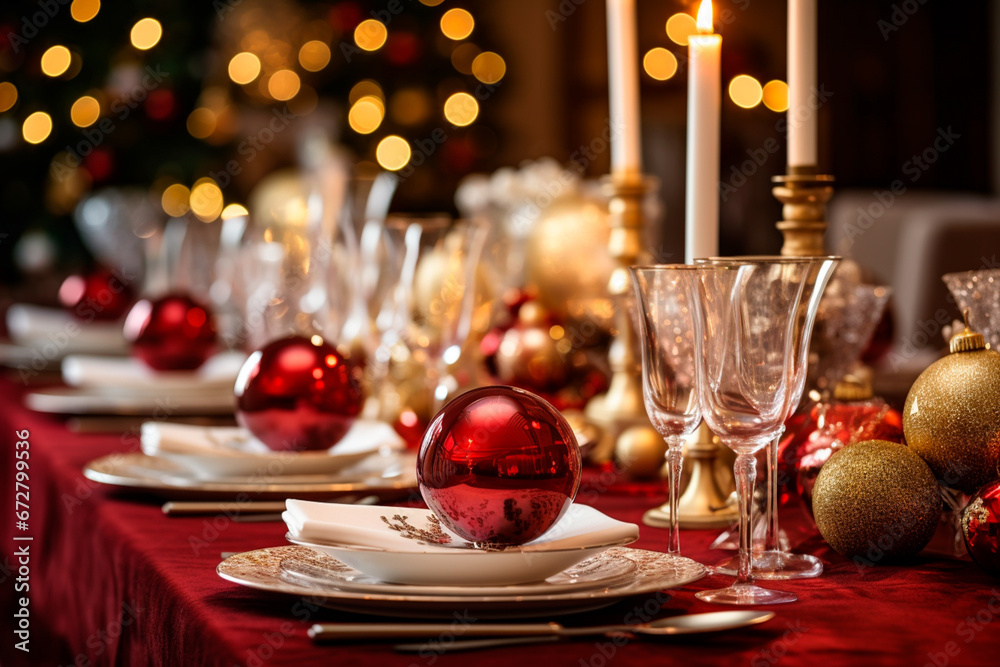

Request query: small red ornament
[
  {"left": 235, "top": 335, "right": 364, "bottom": 452},
  {"left": 963, "top": 481, "right": 1000, "bottom": 578},
  {"left": 59, "top": 267, "right": 135, "bottom": 321},
  {"left": 123, "top": 294, "right": 217, "bottom": 371},
  {"left": 417, "top": 386, "right": 582, "bottom": 546}
]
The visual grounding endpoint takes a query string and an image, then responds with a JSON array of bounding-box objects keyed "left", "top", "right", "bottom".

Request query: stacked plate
[{"left": 217, "top": 502, "right": 707, "bottom": 618}]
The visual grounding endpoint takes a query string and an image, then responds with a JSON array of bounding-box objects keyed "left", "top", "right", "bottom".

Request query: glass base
[
  {"left": 696, "top": 583, "right": 797, "bottom": 605},
  {"left": 713, "top": 551, "right": 824, "bottom": 580}
]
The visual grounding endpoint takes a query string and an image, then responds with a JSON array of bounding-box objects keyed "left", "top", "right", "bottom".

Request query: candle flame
[{"left": 696, "top": 0, "right": 713, "bottom": 34}]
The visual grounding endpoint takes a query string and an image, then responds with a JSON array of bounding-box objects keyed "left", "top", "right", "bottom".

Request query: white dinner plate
[
  {"left": 26, "top": 386, "right": 236, "bottom": 416},
  {"left": 278, "top": 548, "right": 638, "bottom": 596},
  {"left": 82, "top": 451, "right": 418, "bottom": 501},
  {"left": 217, "top": 546, "right": 707, "bottom": 619},
  {"left": 6, "top": 304, "right": 127, "bottom": 355}
]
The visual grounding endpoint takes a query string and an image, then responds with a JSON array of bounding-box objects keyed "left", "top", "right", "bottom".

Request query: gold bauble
[
  {"left": 496, "top": 326, "right": 567, "bottom": 390},
  {"left": 813, "top": 440, "right": 942, "bottom": 560},
  {"left": 903, "top": 343, "right": 1000, "bottom": 495},
  {"left": 524, "top": 192, "right": 615, "bottom": 336},
  {"left": 614, "top": 426, "right": 667, "bottom": 480}
]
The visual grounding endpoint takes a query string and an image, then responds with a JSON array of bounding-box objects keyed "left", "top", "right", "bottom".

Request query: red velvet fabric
[{"left": 1, "top": 376, "right": 998, "bottom": 667}]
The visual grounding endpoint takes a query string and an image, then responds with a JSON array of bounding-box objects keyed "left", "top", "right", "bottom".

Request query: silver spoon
[{"left": 309, "top": 610, "right": 774, "bottom": 649}]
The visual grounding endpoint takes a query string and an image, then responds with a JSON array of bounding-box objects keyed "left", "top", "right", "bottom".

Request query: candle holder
[
  {"left": 643, "top": 421, "right": 738, "bottom": 529},
  {"left": 584, "top": 173, "right": 661, "bottom": 464},
  {"left": 771, "top": 166, "right": 834, "bottom": 257}
]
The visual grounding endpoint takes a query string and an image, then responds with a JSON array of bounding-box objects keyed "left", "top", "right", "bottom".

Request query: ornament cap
[
  {"left": 833, "top": 374, "right": 873, "bottom": 401},
  {"left": 950, "top": 309, "right": 987, "bottom": 354}
]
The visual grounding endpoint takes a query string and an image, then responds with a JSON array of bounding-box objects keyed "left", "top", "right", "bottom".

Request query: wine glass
[
  {"left": 377, "top": 215, "right": 489, "bottom": 411},
  {"left": 689, "top": 258, "right": 819, "bottom": 605},
  {"left": 630, "top": 265, "right": 701, "bottom": 555},
  {"left": 699, "top": 256, "right": 839, "bottom": 580}
]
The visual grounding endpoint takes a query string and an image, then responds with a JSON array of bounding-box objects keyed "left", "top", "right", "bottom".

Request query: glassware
[
  {"left": 690, "top": 258, "right": 825, "bottom": 605},
  {"left": 629, "top": 265, "right": 701, "bottom": 555},
  {"left": 378, "top": 216, "right": 489, "bottom": 412},
  {"left": 943, "top": 268, "right": 1000, "bottom": 352}
]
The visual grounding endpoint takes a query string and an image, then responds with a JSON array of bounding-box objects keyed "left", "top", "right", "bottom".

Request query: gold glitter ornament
[
  {"left": 813, "top": 440, "right": 942, "bottom": 560},
  {"left": 615, "top": 426, "right": 668, "bottom": 480},
  {"left": 902, "top": 322, "right": 1000, "bottom": 495}
]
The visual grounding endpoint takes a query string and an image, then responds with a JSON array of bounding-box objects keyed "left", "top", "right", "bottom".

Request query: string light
[
  {"left": 22, "top": 111, "right": 52, "bottom": 144},
  {"left": 643, "top": 48, "right": 678, "bottom": 81},
  {"left": 376, "top": 135, "right": 411, "bottom": 171},
  {"left": 0, "top": 83, "right": 17, "bottom": 113},
  {"left": 762, "top": 80, "right": 789, "bottom": 112},
  {"left": 729, "top": 75, "right": 763, "bottom": 109},
  {"left": 186, "top": 108, "right": 216, "bottom": 139},
  {"left": 228, "top": 52, "right": 261, "bottom": 85},
  {"left": 354, "top": 19, "right": 388, "bottom": 51},
  {"left": 349, "top": 80, "right": 384, "bottom": 105},
  {"left": 70, "top": 0, "right": 100, "bottom": 23},
  {"left": 443, "top": 92, "right": 478, "bottom": 126},
  {"left": 221, "top": 203, "right": 249, "bottom": 220},
  {"left": 440, "top": 8, "right": 474, "bottom": 40},
  {"left": 472, "top": 52, "right": 505, "bottom": 84},
  {"left": 70, "top": 96, "right": 101, "bottom": 127},
  {"left": 267, "top": 70, "right": 300, "bottom": 101},
  {"left": 130, "top": 18, "right": 162, "bottom": 50},
  {"left": 41, "top": 46, "right": 72, "bottom": 77},
  {"left": 161, "top": 184, "right": 191, "bottom": 217},
  {"left": 666, "top": 13, "right": 698, "bottom": 46},
  {"left": 348, "top": 97, "right": 384, "bottom": 134},
  {"left": 298, "top": 41, "right": 331, "bottom": 71},
  {"left": 190, "top": 179, "right": 224, "bottom": 222}
]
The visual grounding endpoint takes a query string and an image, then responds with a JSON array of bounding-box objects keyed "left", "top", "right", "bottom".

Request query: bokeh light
[
  {"left": 444, "top": 92, "right": 479, "bottom": 127},
  {"left": 419, "top": 0, "right": 445, "bottom": 5},
  {"left": 22, "top": 112, "right": 52, "bottom": 144},
  {"left": 472, "top": 52, "right": 505, "bottom": 84},
  {"left": 186, "top": 107, "right": 216, "bottom": 139},
  {"left": 70, "top": 96, "right": 100, "bottom": 127},
  {"left": 161, "top": 183, "right": 191, "bottom": 217},
  {"left": 190, "top": 180, "right": 224, "bottom": 222},
  {"left": 666, "top": 13, "right": 698, "bottom": 46},
  {"left": 349, "top": 80, "right": 384, "bottom": 105},
  {"left": 643, "top": 48, "right": 678, "bottom": 81},
  {"left": 390, "top": 88, "right": 432, "bottom": 125},
  {"left": 0, "top": 83, "right": 17, "bottom": 113},
  {"left": 376, "top": 135, "right": 411, "bottom": 171},
  {"left": 228, "top": 52, "right": 261, "bottom": 85},
  {"left": 267, "top": 70, "right": 301, "bottom": 101},
  {"left": 348, "top": 97, "right": 384, "bottom": 134},
  {"left": 762, "top": 80, "right": 789, "bottom": 112},
  {"left": 221, "top": 203, "right": 249, "bottom": 220},
  {"left": 298, "top": 40, "right": 331, "bottom": 71},
  {"left": 450, "top": 43, "right": 480, "bottom": 75},
  {"left": 130, "top": 18, "right": 162, "bottom": 51},
  {"left": 441, "top": 8, "right": 474, "bottom": 40},
  {"left": 354, "top": 19, "right": 388, "bottom": 51},
  {"left": 41, "top": 46, "right": 72, "bottom": 77},
  {"left": 729, "top": 75, "right": 763, "bottom": 109},
  {"left": 71, "top": 0, "right": 100, "bottom": 23}
]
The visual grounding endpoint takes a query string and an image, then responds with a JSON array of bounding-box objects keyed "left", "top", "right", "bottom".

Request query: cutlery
[
  {"left": 68, "top": 415, "right": 237, "bottom": 433},
  {"left": 163, "top": 495, "right": 380, "bottom": 517},
  {"left": 309, "top": 610, "right": 775, "bottom": 646}
]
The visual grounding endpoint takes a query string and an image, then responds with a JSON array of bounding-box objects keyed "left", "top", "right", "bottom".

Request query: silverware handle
[
  {"left": 161, "top": 501, "right": 288, "bottom": 515},
  {"left": 395, "top": 636, "right": 562, "bottom": 652},
  {"left": 308, "top": 622, "right": 562, "bottom": 640}
]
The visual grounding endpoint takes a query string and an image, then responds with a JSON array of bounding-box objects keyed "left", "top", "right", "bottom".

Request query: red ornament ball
[
  {"left": 123, "top": 294, "right": 217, "bottom": 371},
  {"left": 963, "top": 481, "right": 1000, "bottom": 578},
  {"left": 59, "top": 267, "right": 135, "bottom": 321},
  {"left": 417, "top": 386, "right": 582, "bottom": 546},
  {"left": 235, "top": 335, "right": 364, "bottom": 452}
]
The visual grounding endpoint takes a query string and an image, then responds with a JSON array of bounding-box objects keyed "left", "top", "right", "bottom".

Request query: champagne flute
[
  {"left": 630, "top": 265, "right": 701, "bottom": 555},
  {"left": 690, "top": 259, "right": 818, "bottom": 605}
]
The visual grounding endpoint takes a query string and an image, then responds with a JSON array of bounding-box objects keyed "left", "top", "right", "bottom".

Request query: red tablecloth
[{"left": 1, "top": 376, "right": 997, "bottom": 667}]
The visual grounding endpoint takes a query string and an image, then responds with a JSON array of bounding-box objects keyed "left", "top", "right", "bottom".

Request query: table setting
[{"left": 2, "top": 1, "right": 1000, "bottom": 666}]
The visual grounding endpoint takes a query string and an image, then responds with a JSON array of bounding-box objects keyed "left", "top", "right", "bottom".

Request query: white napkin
[
  {"left": 141, "top": 419, "right": 405, "bottom": 458},
  {"left": 62, "top": 351, "right": 246, "bottom": 391},
  {"left": 6, "top": 304, "right": 127, "bottom": 354},
  {"left": 283, "top": 501, "right": 639, "bottom": 552}
]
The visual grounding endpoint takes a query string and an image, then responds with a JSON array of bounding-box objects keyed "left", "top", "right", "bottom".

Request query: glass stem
[
  {"left": 665, "top": 436, "right": 684, "bottom": 555},
  {"left": 734, "top": 450, "right": 758, "bottom": 587},
  {"left": 763, "top": 427, "right": 785, "bottom": 553}
]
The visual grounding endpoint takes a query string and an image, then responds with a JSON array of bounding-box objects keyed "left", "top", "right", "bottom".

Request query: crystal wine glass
[
  {"left": 699, "top": 256, "right": 839, "bottom": 580},
  {"left": 630, "top": 265, "right": 701, "bottom": 555},
  {"left": 690, "top": 258, "right": 820, "bottom": 605}
]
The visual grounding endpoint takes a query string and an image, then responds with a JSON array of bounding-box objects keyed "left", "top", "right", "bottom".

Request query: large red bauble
[
  {"left": 235, "top": 336, "right": 364, "bottom": 452},
  {"left": 963, "top": 481, "right": 1000, "bottom": 578},
  {"left": 58, "top": 267, "right": 135, "bottom": 321},
  {"left": 417, "top": 386, "right": 582, "bottom": 546},
  {"left": 123, "top": 294, "right": 217, "bottom": 371}
]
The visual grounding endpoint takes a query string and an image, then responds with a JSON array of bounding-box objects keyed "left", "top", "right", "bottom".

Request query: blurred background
[{"left": 0, "top": 0, "right": 994, "bottom": 378}]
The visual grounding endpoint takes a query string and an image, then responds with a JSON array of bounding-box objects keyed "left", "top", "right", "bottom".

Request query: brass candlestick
[
  {"left": 771, "top": 166, "right": 834, "bottom": 257},
  {"left": 585, "top": 173, "right": 661, "bottom": 464}
]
